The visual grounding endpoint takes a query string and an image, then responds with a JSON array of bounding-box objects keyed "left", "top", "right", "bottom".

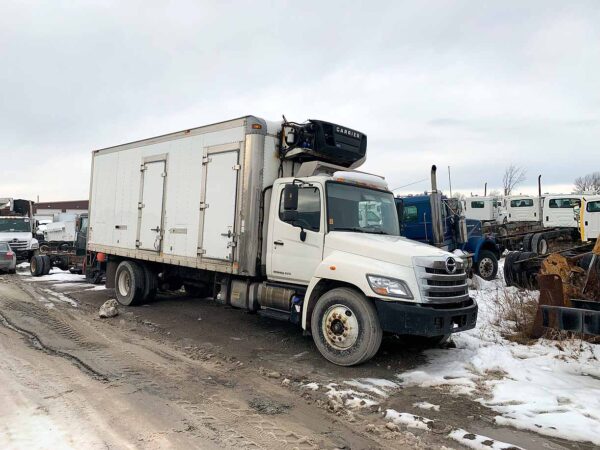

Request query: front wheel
[
  {"left": 311, "top": 288, "right": 382, "bottom": 366},
  {"left": 475, "top": 250, "right": 498, "bottom": 281}
]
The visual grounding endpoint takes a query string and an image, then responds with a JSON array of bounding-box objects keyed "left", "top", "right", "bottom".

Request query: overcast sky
[{"left": 1, "top": 1, "right": 599, "bottom": 201}]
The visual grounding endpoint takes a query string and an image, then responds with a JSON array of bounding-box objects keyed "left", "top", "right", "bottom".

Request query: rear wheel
[
  {"left": 311, "top": 288, "right": 382, "bottom": 366},
  {"left": 115, "top": 261, "right": 145, "bottom": 306},
  {"left": 475, "top": 250, "right": 498, "bottom": 281},
  {"left": 142, "top": 264, "right": 158, "bottom": 301},
  {"left": 30, "top": 255, "right": 44, "bottom": 277}
]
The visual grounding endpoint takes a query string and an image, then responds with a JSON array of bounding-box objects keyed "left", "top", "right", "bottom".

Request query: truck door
[
  {"left": 584, "top": 199, "right": 600, "bottom": 241},
  {"left": 199, "top": 149, "right": 239, "bottom": 260},
  {"left": 268, "top": 184, "right": 324, "bottom": 284},
  {"left": 138, "top": 159, "right": 166, "bottom": 252}
]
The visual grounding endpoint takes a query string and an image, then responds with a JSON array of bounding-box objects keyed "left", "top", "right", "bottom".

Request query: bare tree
[
  {"left": 503, "top": 165, "right": 527, "bottom": 196},
  {"left": 573, "top": 172, "right": 600, "bottom": 194}
]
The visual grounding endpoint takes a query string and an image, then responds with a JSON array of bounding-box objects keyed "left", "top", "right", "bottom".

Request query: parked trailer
[{"left": 87, "top": 116, "right": 477, "bottom": 366}]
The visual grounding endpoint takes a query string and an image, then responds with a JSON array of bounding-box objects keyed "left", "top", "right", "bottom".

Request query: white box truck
[{"left": 87, "top": 116, "right": 477, "bottom": 365}]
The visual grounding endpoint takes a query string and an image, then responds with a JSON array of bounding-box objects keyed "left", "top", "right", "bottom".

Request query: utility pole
[{"left": 448, "top": 166, "right": 453, "bottom": 198}]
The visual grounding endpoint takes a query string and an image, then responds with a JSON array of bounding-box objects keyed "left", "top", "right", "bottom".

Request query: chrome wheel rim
[
  {"left": 117, "top": 270, "right": 131, "bottom": 297},
  {"left": 479, "top": 257, "right": 494, "bottom": 279},
  {"left": 539, "top": 239, "right": 548, "bottom": 255},
  {"left": 322, "top": 304, "right": 359, "bottom": 350}
]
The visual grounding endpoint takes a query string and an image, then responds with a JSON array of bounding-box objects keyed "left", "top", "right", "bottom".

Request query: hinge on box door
[
  {"left": 161, "top": 172, "right": 166, "bottom": 177},
  {"left": 227, "top": 241, "right": 237, "bottom": 248},
  {"left": 136, "top": 240, "right": 141, "bottom": 247},
  {"left": 140, "top": 164, "right": 146, "bottom": 171},
  {"left": 197, "top": 248, "right": 206, "bottom": 255},
  {"left": 202, "top": 156, "right": 211, "bottom": 164},
  {"left": 138, "top": 202, "right": 144, "bottom": 209},
  {"left": 232, "top": 164, "right": 241, "bottom": 171},
  {"left": 199, "top": 202, "right": 209, "bottom": 210}
]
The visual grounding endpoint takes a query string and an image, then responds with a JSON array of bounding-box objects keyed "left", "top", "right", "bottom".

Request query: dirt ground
[{"left": 0, "top": 270, "right": 592, "bottom": 450}]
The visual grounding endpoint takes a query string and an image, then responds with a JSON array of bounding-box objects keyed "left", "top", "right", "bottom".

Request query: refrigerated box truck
[{"left": 87, "top": 116, "right": 477, "bottom": 365}]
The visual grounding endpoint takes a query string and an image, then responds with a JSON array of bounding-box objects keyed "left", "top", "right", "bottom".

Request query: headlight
[
  {"left": 366, "top": 275, "right": 413, "bottom": 299},
  {"left": 30, "top": 240, "right": 39, "bottom": 249}
]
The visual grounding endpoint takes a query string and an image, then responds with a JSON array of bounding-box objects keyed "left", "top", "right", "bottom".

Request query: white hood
[
  {"left": 325, "top": 232, "right": 451, "bottom": 267},
  {"left": 0, "top": 232, "right": 32, "bottom": 242}
]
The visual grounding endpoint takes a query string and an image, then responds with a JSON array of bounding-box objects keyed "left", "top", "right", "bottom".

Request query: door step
[{"left": 258, "top": 308, "right": 290, "bottom": 322}]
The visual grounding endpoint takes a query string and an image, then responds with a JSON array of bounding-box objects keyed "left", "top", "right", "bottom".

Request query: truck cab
[
  {"left": 0, "top": 198, "right": 39, "bottom": 261},
  {"left": 463, "top": 196, "right": 501, "bottom": 224},
  {"left": 581, "top": 195, "right": 600, "bottom": 242},
  {"left": 504, "top": 195, "right": 540, "bottom": 222},
  {"left": 543, "top": 195, "right": 582, "bottom": 229}
]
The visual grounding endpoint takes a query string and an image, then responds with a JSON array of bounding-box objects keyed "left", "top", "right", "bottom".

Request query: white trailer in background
[{"left": 87, "top": 115, "right": 477, "bottom": 366}]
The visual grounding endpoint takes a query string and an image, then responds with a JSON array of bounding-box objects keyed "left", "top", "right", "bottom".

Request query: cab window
[
  {"left": 511, "top": 199, "right": 533, "bottom": 207},
  {"left": 549, "top": 198, "right": 581, "bottom": 209},
  {"left": 403, "top": 205, "right": 418, "bottom": 222},
  {"left": 471, "top": 201, "right": 485, "bottom": 208},
  {"left": 587, "top": 201, "right": 600, "bottom": 213},
  {"left": 279, "top": 186, "right": 321, "bottom": 232}
]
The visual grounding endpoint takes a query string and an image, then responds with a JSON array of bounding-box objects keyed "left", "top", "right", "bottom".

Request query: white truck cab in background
[
  {"left": 0, "top": 198, "right": 39, "bottom": 261},
  {"left": 463, "top": 196, "right": 501, "bottom": 223},
  {"left": 503, "top": 195, "right": 540, "bottom": 222},
  {"left": 581, "top": 195, "right": 600, "bottom": 242},
  {"left": 87, "top": 116, "right": 477, "bottom": 366},
  {"left": 543, "top": 195, "right": 583, "bottom": 229}
]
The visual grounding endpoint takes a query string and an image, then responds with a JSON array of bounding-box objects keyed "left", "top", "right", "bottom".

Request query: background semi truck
[
  {"left": 396, "top": 167, "right": 501, "bottom": 281},
  {"left": 87, "top": 116, "right": 477, "bottom": 366},
  {"left": 0, "top": 198, "right": 39, "bottom": 261}
]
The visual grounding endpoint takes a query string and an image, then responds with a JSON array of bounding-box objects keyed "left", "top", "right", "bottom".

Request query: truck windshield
[
  {"left": 326, "top": 182, "right": 399, "bottom": 235},
  {"left": 0, "top": 218, "right": 31, "bottom": 232}
]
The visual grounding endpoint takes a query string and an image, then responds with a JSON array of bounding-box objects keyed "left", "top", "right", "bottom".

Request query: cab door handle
[{"left": 274, "top": 240, "right": 284, "bottom": 246}]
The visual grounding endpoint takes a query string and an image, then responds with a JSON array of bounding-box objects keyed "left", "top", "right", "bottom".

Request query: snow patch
[
  {"left": 448, "top": 428, "right": 524, "bottom": 450},
  {"left": 385, "top": 409, "right": 432, "bottom": 430},
  {"left": 302, "top": 382, "right": 319, "bottom": 391},
  {"left": 325, "top": 383, "right": 378, "bottom": 409}
]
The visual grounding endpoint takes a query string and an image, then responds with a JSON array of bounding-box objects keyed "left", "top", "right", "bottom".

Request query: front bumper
[{"left": 373, "top": 298, "right": 478, "bottom": 337}]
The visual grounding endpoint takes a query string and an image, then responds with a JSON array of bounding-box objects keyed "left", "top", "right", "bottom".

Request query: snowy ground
[{"left": 306, "top": 263, "right": 600, "bottom": 446}]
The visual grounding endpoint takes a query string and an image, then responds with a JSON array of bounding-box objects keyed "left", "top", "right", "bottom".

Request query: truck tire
[
  {"left": 503, "top": 252, "right": 517, "bottom": 287},
  {"left": 310, "top": 288, "right": 382, "bottom": 366},
  {"left": 30, "top": 255, "right": 44, "bottom": 277},
  {"left": 42, "top": 255, "right": 52, "bottom": 275},
  {"left": 522, "top": 234, "right": 534, "bottom": 252},
  {"left": 115, "top": 260, "right": 146, "bottom": 306},
  {"left": 475, "top": 250, "right": 498, "bottom": 281},
  {"left": 532, "top": 233, "right": 548, "bottom": 255}
]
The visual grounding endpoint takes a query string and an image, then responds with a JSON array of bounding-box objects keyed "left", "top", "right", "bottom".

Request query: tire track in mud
[{"left": 0, "top": 310, "right": 109, "bottom": 382}]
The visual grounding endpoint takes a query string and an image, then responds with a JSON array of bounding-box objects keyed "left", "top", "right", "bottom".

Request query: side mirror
[{"left": 283, "top": 184, "right": 299, "bottom": 210}]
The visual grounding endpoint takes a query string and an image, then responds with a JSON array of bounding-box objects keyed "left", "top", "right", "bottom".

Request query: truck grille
[
  {"left": 7, "top": 240, "right": 28, "bottom": 251},
  {"left": 414, "top": 256, "right": 470, "bottom": 304}
]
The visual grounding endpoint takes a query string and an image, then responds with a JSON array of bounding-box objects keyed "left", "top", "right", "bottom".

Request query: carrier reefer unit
[{"left": 88, "top": 116, "right": 477, "bottom": 366}]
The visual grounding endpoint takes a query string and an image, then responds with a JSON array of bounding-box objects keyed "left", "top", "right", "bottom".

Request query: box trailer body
[{"left": 87, "top": 116, "right": 477, "bottom": 366}]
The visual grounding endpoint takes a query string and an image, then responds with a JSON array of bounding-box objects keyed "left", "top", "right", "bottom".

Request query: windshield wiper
[{"left": 332, "top": 227, "right": 366, "bottom": 233}]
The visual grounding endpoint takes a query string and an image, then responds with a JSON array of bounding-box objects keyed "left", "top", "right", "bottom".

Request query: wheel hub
[
  {"left": 479, "top": 258, "right": 493, "bottom": 278},
  {"left": 322, "top": 305, "right": 359, "bottom": 350}
]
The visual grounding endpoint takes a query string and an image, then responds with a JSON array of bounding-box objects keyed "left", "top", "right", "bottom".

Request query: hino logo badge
[
  {"left": 445, "top": 257, "right": 457, "bottom": 274},
  {"left": 335, "top": 126, "right": 361, "bottom": 139}
]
